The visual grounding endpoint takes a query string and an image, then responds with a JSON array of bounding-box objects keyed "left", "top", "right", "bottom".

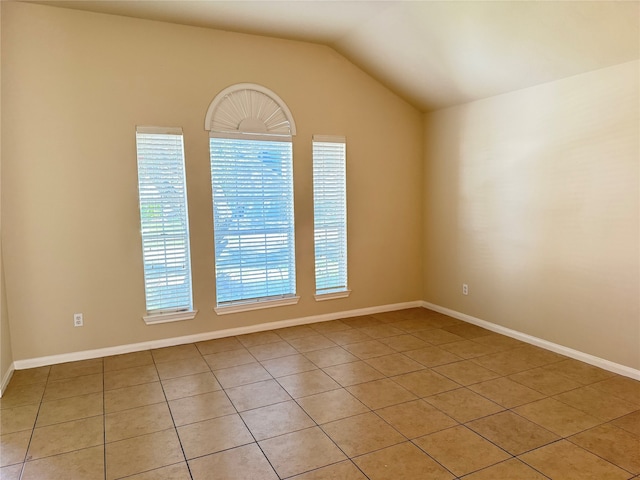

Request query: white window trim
[
  {"left": 314, "top": 290, "right": 352, "bottom": 302},
  {"left": 143, "top": 309, "right": 198, "bottom": 325},
  {"left": 214, "top": 296, "right": 300, "bottom": 315}
]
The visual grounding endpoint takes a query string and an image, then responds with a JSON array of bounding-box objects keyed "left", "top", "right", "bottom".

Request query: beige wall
[
  {"left": 1, "top": 2, "right": 424, "bottom": 361},
  {"left": 424, "top": 60, "right": 640, "bottom": 369},
  {"left": 1, "top": 1, "right": 15, "bottom": 386}
]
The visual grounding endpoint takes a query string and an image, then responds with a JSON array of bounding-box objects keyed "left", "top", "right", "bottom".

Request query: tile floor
[{"left": 1, "top": 308, "right": 639, "bottom": 479}]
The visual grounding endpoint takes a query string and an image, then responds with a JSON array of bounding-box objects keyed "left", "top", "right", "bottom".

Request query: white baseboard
[
  {"left": 13, "top": 301, "right": 423, "bottom": 370},
  {"left": 0, "top": 362, "right": 15, "bottom": 397},
  {"left": 422, "top": 301, "right": 640, "bottom": 381}
]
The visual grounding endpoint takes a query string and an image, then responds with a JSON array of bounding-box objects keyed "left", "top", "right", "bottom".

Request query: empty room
[{"left": 0, "top": 1, "right": 638, "bottom": 479}]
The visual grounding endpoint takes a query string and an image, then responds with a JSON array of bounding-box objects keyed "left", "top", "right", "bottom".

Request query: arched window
[{"left": 206, "top": 84, "right": 298, "bottom": 313}]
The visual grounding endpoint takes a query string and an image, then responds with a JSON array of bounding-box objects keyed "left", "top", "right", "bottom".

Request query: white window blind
[
  {"left": 210, "top": 137, "right": 296, "bottom": 305},
  {"left": 313, "top": 136, "right": 348, "bottom": 295},
  {"left": 135, "top": 127, "right": 193, "bottom": 314}
]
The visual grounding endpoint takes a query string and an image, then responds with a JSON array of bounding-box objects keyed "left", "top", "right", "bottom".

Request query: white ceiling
[{"left": 24, "top": 0, "right": 640, "bottom": 111}]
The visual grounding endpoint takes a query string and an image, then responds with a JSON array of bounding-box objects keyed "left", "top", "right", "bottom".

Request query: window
[
  {"left": 313, "top": 136, "right": 349, "bottom": 300},
  {"left": 205, "top": 84, "right": 299, "bottom": 313},
  {"left": 135, "top": 126, "right": 195, "bottom": 324}
]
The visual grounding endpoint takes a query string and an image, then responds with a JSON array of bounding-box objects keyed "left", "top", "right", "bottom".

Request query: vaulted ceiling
[{"left": 23, "top": 0, "right": 640, "bottom": 111}]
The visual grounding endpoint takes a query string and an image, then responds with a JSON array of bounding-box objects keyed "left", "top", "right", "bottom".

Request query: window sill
[
  {"left": 143, "top": 310, "right": 198, "bottom": 325},
  {"left": 214, "top": 296, "right": 300, "bottom": 315},
  {"left": 314, "top": 290, "right": 351, "bottom": 302}
]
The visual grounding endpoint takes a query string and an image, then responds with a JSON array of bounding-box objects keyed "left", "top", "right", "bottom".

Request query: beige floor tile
[
  {"left": 226, "top": 379, "right": 291, "bottom": 411},
  {"left": 0, "top": 404, "right": 39, "bottom": 434},
  {"left": 21, "top": 445, "right": 104, "bottom": 480},
  {"left": 442, "top": 324, "right": 492, "bottom": 339},
  {"left": 543, "top": 359, "right": 615, "bottom": 385},
  {"left": 469, "top": 377, "right": 546, "bottom": 408},
  {"left": 0, "top": 430, "right": 31, "bottom": 467},
  {"left": 6, "top": 367, "right": 50, "bottom": 388},
  {"left": 289, "top": 460, "right": 367, "bottom": 479},
  {"left": 189, "top": 443, "right": 278, "bottom": 480},
  {"left": 392, "top": 319, "right": 434, "bottom": 333},
  {"left": 259, "top": 427, "right": 346, "bottom": 478},
  {"left": 0, "top": 463, "right": 23, "bottom": 480},
  {"left": 473, "top": 349, "right": 544, "bottom": 376},
  {"left": 236, "top": 330, "right": 283, "bottom": 348},
  {"left": 341, "top": 315, "right": 383, "bottom": 329},
  {"left": 322, "top": 412, "right": 405, "bottom": 457},
  {"left": 325, "top": 329, "right": 374, "bottom": 346},
  {"left": 103, "top": 365, "right": 158, "bottom": 391},
  {"left": 123, "top": 462, "right": 191, "bottom": 480},
  {"left": 467, "top": 411, "right": 559, "bottom": 455},
  {"left": 278, "top": 369, "right": 341, "bottom": 398},
  {"left": 591, "top": 375, "right": 640, "bottom": 407},
  {"left": 49, "top": 359, "right": 103, "bottom": 381},
  {"left": 570, "top": 423, "right": 640, "bottom": 474},
  {"left": 104, "top": 381, "right": 165, "bottom": 412},
  {"left": 554, "top": 385, "right": 638, "bottom": 421},
  {"left": 462, "top": 458, "right": 548, "bottom": 479},
  {"left": 509, "top": 367, "right": 583, "bottom": 395},
  {"left": 471, "top": 333, "right": 526, "bottom": 351},
  {"left": 161, "top": 372, "right": 221, "bottom": 401},
  {"left": 404, "top": 346, "right": 462, "bottom": 367},
  {"left": 103, "top": 350, "right": 153, "bottom": 372},
  {"left": 371, "top": 310, "right": 411, "bottom": 323},
  {"left": 376, "top": 334, "right": 429, "bottom": 353},
  {"left": 169, "top": 390, "right": 235, "bottom": 426},
  {"left": 413, "top": 328, "right": 464, "bottom": 345},
  {"left": 519, "top": 440, "right": 629, "bottom": 480},
  {"left": 414, "top": 425, "right": 510, "bottom": 477},
  {"left": 343, "top": 340, "right": 395, "bottom": 359},
  {"left": 0, "top": 383, "right": 45, "bottom": 409},
  {"left": 376, "top": 399, "right": 457, "bottom": 439},
  {"left": 248, "top": 340, "right": 298, "bottom": 361},
  {"left": 347, "top": 378, "right": 416, "bottom": 409},
  {"left": 424, "top": 388, "right": 504, "bottom": 423},
  {"left": 36, "top": 392, "right": 103, "bottom": 427},
  {"left": 213, "top": 363, "right": 271, "bottom": 388},
  {"left": 155, "top": 356, "right": 210, "bottom": 380},
  {"left": 304, "top": 346, "right": 359, "bottom": 368},
  {"left": 514, "top": 398, "right": 603, "bottom": 437},
  {"left": 354, "top": 441, "right": 453, "bottom": 480},
  {"left": 310, "top": 320, "right": 351, "bottom": 334},
  {"left": 517, "top": 345, "right": 566, "bottom": 367},
  {"left": 357, "top": 324, "right": 404, "bottom": 339},
  {"left": 105, "top": 429, "right": 184, "bottom": 480},
  {"left": 241, "top": 400, "right": 315, "bottom": 440},
  {"left": 272, "top": 325, "right": 318, "bottom": 341},
  {"left": 439, "top": 340, "right": 501, "bottom": 359},
  {"left": 297, "top": 389, "right": 369, "bottom": 424},
  {"left": 288, "top": 335, "right": 337, "bottom": 353},
  {"left": 151, "top": 344, "right": 201, "bottom": 364},
  {"left": 261, "top": 354, "right": 318, "bottom": 377},
  {"left": 177, "top": 414, "right": 253, "bottom": 459},
  {"left": 195, "top": 336, "right": 243, "bottom": 355},
  {"left": 392, "top": 369, "right": 460, "bottom": 397},
  {"left": 612, "top": 410, "right": 640, "bottom": 437},
  {"left": 105, "top": 402, "right": 173, "bottom": 442},
  {"left": 27, "top": 416, "right": 104, "bottom": 460},
  {"left": 323, "top": 361, "right": 385, "bottom": 387},
  {"left": 433, "top": 360, "right": 501, "bottom": 386},
  {"left": 364, "top": 353, "right": 424, "bottom": 376},
  {"left": 42, "top": 371, "right": 104, "bottom": 401},
  {"left": 202, "top": 348, "right": 256, "bottom": 370}
]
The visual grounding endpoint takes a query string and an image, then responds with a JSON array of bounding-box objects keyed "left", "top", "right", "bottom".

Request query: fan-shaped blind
[{"left": 205, "top": 83, "right": 296, "bottom": 137}]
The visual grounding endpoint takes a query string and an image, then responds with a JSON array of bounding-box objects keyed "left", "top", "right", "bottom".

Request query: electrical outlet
[
  {"left": 462, "top": 284, "right": 469, "bottom": 295},
  {"left": 73, "top": 313, "right": 83, "bottom": 327}
]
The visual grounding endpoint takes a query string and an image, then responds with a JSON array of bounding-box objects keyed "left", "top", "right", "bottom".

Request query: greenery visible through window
[{"left": 135, "top": 127, "right": 193, "bottom": 314}]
